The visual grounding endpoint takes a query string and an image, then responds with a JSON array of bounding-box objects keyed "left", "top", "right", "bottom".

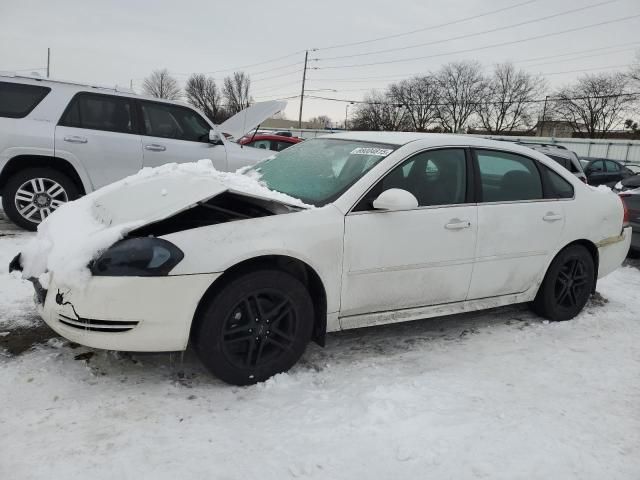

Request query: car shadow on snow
[{"left": 1, "top": 290, "right": 611, "bottom": 388}]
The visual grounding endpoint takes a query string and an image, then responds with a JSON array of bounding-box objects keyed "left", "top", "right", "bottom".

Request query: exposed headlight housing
[{"left": 90, "top": 237, "right": 184, "bottom": 277}]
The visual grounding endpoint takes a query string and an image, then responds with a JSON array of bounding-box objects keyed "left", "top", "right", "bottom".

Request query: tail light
[{"left": 619, "top": 193, "right": 630, "bottom": 227}]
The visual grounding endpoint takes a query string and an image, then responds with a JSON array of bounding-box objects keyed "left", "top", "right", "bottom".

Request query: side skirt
[{"left": 337, "top": 289, "right": 537, "bottom": 331}]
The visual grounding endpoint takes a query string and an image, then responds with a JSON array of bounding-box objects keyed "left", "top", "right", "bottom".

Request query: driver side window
[{"left": 357, "top": 148, "right": 468, "bottom": 210}]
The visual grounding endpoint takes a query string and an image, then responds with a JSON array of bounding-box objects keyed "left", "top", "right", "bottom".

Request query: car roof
[{"left": 320, "top": 131, "right": 550, "bottom": 154}]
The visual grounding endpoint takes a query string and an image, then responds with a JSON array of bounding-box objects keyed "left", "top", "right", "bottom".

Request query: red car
[{"left": 239, "top": 134, "right": 303, "bottom": 152}]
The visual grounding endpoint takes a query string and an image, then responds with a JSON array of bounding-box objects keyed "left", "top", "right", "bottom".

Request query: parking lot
[{"left": 1, "top": 207, "right": 639, "bottom": 479}]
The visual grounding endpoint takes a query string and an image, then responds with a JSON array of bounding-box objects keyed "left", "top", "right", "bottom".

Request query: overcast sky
[{"left": 1, "top": 0, "right": 639, "bottom": 124}]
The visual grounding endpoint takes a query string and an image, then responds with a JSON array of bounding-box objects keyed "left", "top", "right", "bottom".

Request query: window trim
[
  {"left": 0, "top": 81, "right": 51, "bottom": 119},
  {"left": 57, "top": 91, "right": 139, "bottom": 135},
  {"left": 137, "top": 99, "right": 212, "bottom": 143},
  {"left": 348, "top": 146, "right": 475, "bottom": 214},
  {"left": 470, "top": 147, "right": 575, "bottom": 204}
]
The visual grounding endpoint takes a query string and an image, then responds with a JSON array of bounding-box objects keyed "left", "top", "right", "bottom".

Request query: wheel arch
[
  {"left": 190, "top": 255, "right": 328, "bottom": 347},
  {"left": 0, "top": 155, "right": 89, "bottom": 195},
  {"left": 551, "top": 239, "right": 599, "bottom": 291}
]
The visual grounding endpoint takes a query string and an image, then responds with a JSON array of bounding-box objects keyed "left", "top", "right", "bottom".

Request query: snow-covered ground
[{"left": 1, "top": 228, "right": 639, "bottom": 479}]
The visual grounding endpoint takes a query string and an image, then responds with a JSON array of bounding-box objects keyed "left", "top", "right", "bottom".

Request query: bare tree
[
  {"left": 435, "top": 61, "right": 486, "bottom": 133},
  {"left": 142, "top": 69, "right": 181, "bottom": 100},
  {"left": 351, "top": 91, "right": 410, "bottom": 131},
  {"left": 553, "top": 73, "right": 635, "bottom": 138},
  {"left": 476, "top": 63, "right": 546, "bottom": 133},
  {"left": 223, "top": 72, "right": 252, "bottom": 114},
  {"left": 309, "top": 115, "right": 332, "bottom": 128},
  {"left": 185, "top": 74, "right": 225, "bottom": 123},
  {"left": 388, "top": 75, "right": 440, "bottom": 132}
]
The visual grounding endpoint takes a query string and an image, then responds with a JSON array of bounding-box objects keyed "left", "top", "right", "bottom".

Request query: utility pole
[
  {"left": 540, "top": 95, "right": 549, "bottom": 137},
  {"left": 298, "top": 50, "right": 308, "bottom": 129},
  {"left": 46, "top": 48, "right": 50, "bottom": 78}
]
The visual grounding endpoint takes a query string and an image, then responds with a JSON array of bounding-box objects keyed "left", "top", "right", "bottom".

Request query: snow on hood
[
  {"left": 217, "top": 100, "right": 286, "bottom": 140},
  {"left": 18, "top": 159, "right": 309, "bottom": 289}
]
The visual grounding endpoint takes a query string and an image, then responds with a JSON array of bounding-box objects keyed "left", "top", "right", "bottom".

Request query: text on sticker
[{"left": 350, "top": 147, "right": 394, "bottom": 156}]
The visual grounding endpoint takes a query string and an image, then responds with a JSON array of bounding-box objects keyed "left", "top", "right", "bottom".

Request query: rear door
[
  {"left": 467, "top": 149, "right": 568, "bottom": 299},
  {"left": 55, "top": 92, "right": 143, "bottom": 189},
  {"left": 138, "top": 100, "right": 227, "bottom": 170}
]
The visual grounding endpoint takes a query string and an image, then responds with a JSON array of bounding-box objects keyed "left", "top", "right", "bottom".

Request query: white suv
[{"left": 0, "top": 74, "right": 283, "bottom": 230}]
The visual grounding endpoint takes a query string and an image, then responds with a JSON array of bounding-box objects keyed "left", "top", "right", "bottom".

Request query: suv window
[
  {"left": 140, "top": 101, "right": 210, "bottom": 142},
  {"left": 547, "top": 154, "right": 569, "bottom": 170},
  {"left": 361, "top": 148, "right": 467, "bottom": 209},
  {"left": 59, "top": 93, "right": 136, "bottom": 134},
  {"left": 606, "top": 160, "right": 621, "bottom": 172},
  {"left": 0, "top": 81, "right": 51, "bottom": 118},
  {"left": 541, "top": 165, "right": 574, "bottom": 199},
  {"left": 476, "top": 150, "right": 543, "bottom": 202}
]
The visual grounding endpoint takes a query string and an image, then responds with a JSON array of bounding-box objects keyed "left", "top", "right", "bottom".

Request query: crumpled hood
[{"left": 17, "top": 160, "right": 309, "bottom": 289}]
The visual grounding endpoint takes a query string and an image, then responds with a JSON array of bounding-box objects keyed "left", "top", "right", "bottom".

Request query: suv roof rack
[{"left": 0, "top": 72, "right": 136, "bottom": 95}]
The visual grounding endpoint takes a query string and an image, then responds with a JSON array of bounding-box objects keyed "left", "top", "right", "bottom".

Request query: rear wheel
[
  {"left": 532, "top": 245, "right": 595, "bottom": 321},
  {"left": 2, "top": 168, "right": 79, "bottom": 230},
  {"left": 192, "top": 270, "right": 314, "bottom": 385}
]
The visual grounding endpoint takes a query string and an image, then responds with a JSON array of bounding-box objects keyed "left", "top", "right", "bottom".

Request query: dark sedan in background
[
  {"left": 580, "top": 157, "right": 635, "bottom": 186},
  {"left": 614, "top": 174, "right": 640, "bottom": 253}
]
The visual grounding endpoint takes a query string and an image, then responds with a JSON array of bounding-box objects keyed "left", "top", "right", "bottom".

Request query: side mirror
[
  {"left": 209, "top": 130, "right": 223, "bottom": 145},
  {"left": 372, "top": 189, "right": 418, "bottom": 211}
]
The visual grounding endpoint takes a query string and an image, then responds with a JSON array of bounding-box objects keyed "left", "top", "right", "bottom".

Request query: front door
[
  {"left": 138, "top": 100, "right": 227, "bottom": 171},
  {"left": 340, "top": 148, "right": 477, "bottom": 319},
  {"left": 467, "top": 149, "right": 568, "bottom": 299},
  {"left": 55, "top": 92, "right": 143, "bottom": 189}
]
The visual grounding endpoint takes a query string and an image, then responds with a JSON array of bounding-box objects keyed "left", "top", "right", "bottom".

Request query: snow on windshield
[{"left": 18, "top": 160, "right": 310, "bottom": 289}]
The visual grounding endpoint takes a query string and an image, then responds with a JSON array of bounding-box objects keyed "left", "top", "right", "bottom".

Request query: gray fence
[{"left": 261, "top": 127, "right": 640, "bottom": 163}]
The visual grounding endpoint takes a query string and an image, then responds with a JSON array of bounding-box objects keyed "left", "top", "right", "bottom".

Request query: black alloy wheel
[
  {"left": 192, "top": 270, "right": 314, "bottom": 385},
  {"left": 532, "top": 245, "right": 595, "bottom": 321}
]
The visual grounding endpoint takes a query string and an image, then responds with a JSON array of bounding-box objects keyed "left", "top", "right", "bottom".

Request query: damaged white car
[{"left": 11, "top": 133, "right": 632, "bottom": 385}]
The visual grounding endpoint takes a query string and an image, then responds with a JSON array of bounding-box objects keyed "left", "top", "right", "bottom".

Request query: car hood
[
  {"left": 16, "top": 160, "right": 310, "bottom": 288},
  {"left": 217, "top": 100, "right": 287, "bottom": 140},
  {"left": 92, "top": 161, "right": 308, "bottom": 228}
]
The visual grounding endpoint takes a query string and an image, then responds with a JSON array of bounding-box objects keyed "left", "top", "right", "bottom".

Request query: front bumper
[{"left": 37, "top": 273, "right": 221, "bottom": 352}]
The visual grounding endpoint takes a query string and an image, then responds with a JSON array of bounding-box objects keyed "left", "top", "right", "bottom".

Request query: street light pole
[{"left": 345, "top": 102, "right": 354, "bottom": 130}]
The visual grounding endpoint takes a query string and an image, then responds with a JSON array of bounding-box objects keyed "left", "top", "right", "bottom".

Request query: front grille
[{"left": 58, "top": 314, "right": 139, "bottom": 333}]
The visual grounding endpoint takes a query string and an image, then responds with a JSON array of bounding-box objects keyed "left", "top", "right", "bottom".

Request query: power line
[
  {"left": 314, "top": 0, "right": 540, "bottom": 51},
  {"left": 305, "top": 91, "right": 640, "bottom": 106},
  {"left": 313, "top": 14, "right": 640, "bottom": 70},
  {"left": 172, "top": 50, "right": 306, "bottom": 76},
  {"left": 305, "top": 47, "right": 639, "bottom": 87},
  {"left": 316, "top": 0, "right": 619, "bottom": 62}
]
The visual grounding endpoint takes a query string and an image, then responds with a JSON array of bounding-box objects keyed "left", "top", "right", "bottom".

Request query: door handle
[
  {"left": 63, "top": 135, "right": 88, "bottom": 144},
  {"left": 144, "top": 144, "right": 166, "bottom": 152},
  {"left": 543, "top": 212, "right": 563, "bottom": 222},
  {"left": 444, "top": 219, "right": 471, "bottom": 230}
]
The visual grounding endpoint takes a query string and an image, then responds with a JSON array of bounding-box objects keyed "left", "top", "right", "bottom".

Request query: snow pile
[{"left": 18, "top": 160, "right": 309, "bottom": 289}]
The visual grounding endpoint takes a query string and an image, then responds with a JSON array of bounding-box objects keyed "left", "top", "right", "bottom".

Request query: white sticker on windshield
[{"left": 350, "top": 147, "right": 393, "bottom": 157}]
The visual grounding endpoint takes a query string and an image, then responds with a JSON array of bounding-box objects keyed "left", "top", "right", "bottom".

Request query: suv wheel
[
  {"left": 192, "top": 270, "right": 314, "bottom": 385},
  {"left": 2, "top": 168, "right": 79, "bottom": 231}
]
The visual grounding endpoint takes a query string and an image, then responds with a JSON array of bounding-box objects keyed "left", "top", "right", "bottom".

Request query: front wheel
[
  {"left": 2, "top": 168, "right": 79, "bottom": 230},
  {"left": 531, "top": 245, "right": 595, "bottom": 321},
  {"left": 192, "top": 270, "right": 314, "bottom": 385}
]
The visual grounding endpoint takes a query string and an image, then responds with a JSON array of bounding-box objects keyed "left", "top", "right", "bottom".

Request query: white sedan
[{"left": 12, "top": 133, "right": 632, "bottom": 385}]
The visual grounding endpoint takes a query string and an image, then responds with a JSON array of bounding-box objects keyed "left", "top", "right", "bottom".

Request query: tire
[
  {"left": 531, "top": 245, "right": 595, "bottom": 321},
  {"left": 192, "top": 270, "right": 314, "bottom": 386},
  {"left": 2, "top": 167, "right": 79, "bottom": 231}
]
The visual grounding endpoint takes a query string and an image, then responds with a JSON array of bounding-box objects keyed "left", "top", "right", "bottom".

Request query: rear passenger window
[
  {"left": 0, "top": 81, "right": 51, "bottom": 118},
  {"left": 542, "top": 165, "right": 574, "bottom": 199},
  {"left": 140, "top": 101, "right": 210, "bottom": 142},
  {"left": 476, "top": 150, "right": 543, "bottom": 202},
  {"left": 606, "top": 160, "right": 621, "bottom": 172},
  {"left": 547, "top": 155, "right": 568, "bottom": 170},
  {"left": 59, "top": 93, "right": 136, "bottom": 134}
]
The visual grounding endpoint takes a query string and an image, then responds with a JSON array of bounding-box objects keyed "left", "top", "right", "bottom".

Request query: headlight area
[{"left": 90, "top": 237, "right": 184, "bottom": 277}]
